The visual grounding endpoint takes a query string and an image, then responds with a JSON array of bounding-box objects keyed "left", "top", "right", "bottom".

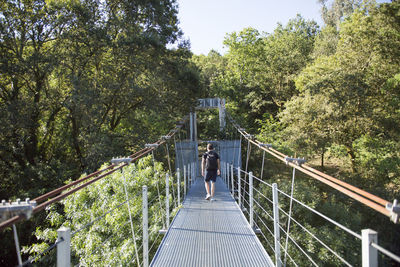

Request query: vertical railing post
[
  {"left": 57, "top": 227, "right": 70, "bottom": 267},
  {"left": 188, "top": 163, "right": 191, "bottom": 188},
  {"left": 221, "top": 162, "right": 224, "bottom": 183},
  {"left": 362, "top": 229, "right": 378, "bottom": 267},
  {"left": 142, "top": 186, "right": 148, "bottom": 267},
  {"left": 192, "top": 162, "right": 195, "bottom": 184},
  {"left": 223, "top": 162, "right": 226, "bottom": 184},
  {"left": 225, "top": 162, "right": 228, "bottom": 185},
  {"left": 272, "top": 183, "right": 282, "bottom": 267},
  {"left": 12, "top": 225, "right": 22, "bottom": 266},
  {"left": 231, "top": 164, "right": 234, "bottom": 196},
  {"left": 238, "top": 167, "right": 241, "bottom": 208},
  {"left": 166, "top": 174, "right": 170, "bottom": 228},
  {"left": 177, "top": 168, "right": 181, "bottom": 205},
  {"left": 191, "top": 162, "right": 194, "bottom": 185},
  {"left": 249, "top": 171, "right": 254, "bottom": 228},
  {"left": 184, "top": 165, "right": 187, "bottom": 198}
]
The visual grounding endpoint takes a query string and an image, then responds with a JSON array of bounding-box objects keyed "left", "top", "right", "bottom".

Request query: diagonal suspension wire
[
  {"left": 22, "top": 238, "right": 65, "bottom": 266},
  {"left": 121, "top": 168, "right": 140, "bottom": 267},
  {"left": 260, "top": 150, "right": 265, "bottom": 180},
  {"left": 164, "top": 142, "right": 177, "bottom": 209},
  {"left": 284, "top": 167, "right": 296, "bottom": 267},
  {"left": 151, "top": 150, "right": 166, "bottom": 229},
  {"left": 244, "top": 138, "right": 251, "bottom": 181},
  {"left": 71, "top": 190, "right": 141, "bottom": 237}
]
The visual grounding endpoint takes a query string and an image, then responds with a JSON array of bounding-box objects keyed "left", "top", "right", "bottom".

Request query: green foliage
[
  {"left": 0, "top": 0, "right": 200, "bottom": 264},
  {"left": 194, "top": 1, "right": 400, "bottom": 265},
  {"left": 23, "top": 155, "right": 179, "bottom": 266}
]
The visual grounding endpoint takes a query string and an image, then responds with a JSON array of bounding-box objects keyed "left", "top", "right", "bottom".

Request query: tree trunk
[
  {"left": 70, "top": 113, "right": 85, "bottom": 171},
  {"left": 346, "top": 146, "right": 357, "bottom": 173}
]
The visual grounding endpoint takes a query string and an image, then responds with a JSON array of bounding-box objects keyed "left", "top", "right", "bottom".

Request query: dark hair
[{"left": 207, "top": 143, "right": 214, "bottom": 150}]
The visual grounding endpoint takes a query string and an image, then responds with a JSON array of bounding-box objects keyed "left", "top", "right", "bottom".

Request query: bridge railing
[
  {"left": 1, "top": 117, "right": 192, "bottom": 266},
  {"left": 220, "top": 160, "right": 400, "bottom": 266},
  {"left": 20, "top": 162, "right": 198, "bottom": 267}
]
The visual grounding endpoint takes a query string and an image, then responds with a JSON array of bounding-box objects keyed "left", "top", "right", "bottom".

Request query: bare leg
[
  {"left": 205, "top": 181, "right": 210, "bottom": 195},
  {"left": 211, "top": 181, "right": 215, "bottom": 197}
]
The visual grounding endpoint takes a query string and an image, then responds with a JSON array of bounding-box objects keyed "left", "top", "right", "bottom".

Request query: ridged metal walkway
[{"left": 151, "top": 177, "right": 274, "bottom": 267}]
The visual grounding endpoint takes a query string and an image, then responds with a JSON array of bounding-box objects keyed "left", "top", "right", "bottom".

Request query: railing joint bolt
[
  {"left": 386, "top": 199, "right": 400, "bottom": 224},
  {"left": 284, "top": 157, "right": 306, "bottom": 166}
]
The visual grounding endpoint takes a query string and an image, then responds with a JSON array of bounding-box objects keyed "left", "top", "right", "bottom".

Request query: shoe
[
  {"left": 205, "top": 194, "right": 211, "bottom": 200},
  {"left": 210, "top": 198, "right": 215, "bottom": 202}
]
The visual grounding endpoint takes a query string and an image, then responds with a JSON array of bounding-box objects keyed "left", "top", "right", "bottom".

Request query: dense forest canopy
[{"left": 1, "top": 0, "right": 399, "bottom": 266}]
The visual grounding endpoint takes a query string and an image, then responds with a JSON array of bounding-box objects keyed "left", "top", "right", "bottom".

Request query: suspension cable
[
  {"left": 225, "top": 112, "right": 392, "bottom": 218},
  {"left": 260, "top": 150, "right": 265, "bottom": 180},
  {"left": 284, "top": 167, "right": 296, "bottom": 266},
  {"left": 1, "top": 118, "right": 188, "bottom": 231},
  {"left": 151, "top": 151, "right": 166, "bottom": 229},
  {"left": 164, "top": 142, "right": 177, "bottom": 209},
  {"left": 121, "top": 168, "right": 140, "bottom": 267},
  {"left": 244, "top": 138, "right": 251, "bottom": 180}
]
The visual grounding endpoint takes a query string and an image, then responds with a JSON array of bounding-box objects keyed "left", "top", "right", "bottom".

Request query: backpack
[{"left": 205, "top": 151, "right": 218, "bottom": 170}]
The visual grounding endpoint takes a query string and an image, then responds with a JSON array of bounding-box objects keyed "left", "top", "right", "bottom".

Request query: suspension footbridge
[{"left": 1, "top": 98, "right": 399, "bottom": 267}]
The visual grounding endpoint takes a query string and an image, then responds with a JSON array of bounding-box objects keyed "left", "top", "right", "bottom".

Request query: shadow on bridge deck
[{"left": 151, "top": 177, "right": 274, "bottom": 267}]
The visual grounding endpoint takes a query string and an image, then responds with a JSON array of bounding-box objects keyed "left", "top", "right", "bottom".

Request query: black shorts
[{"left": 204, "top": 169, "right": 217, "bottom": 183}]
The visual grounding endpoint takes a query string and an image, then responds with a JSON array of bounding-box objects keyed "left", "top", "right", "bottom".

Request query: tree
[
  {"left": 215, "top": 16, "right": 318, "bottom": 131},
  {"left": 318, "top": 0, "right": 362, "bottom": 29},
  {"left": 284, "top": 1, "right": 400, "bottom": 177}
]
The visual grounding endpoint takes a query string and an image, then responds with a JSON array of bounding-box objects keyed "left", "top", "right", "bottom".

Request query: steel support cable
[
  {"left": 260, "top": 145, "right": 389, "bottom": 216},
  {"left": 89, "top": 220, "right": 131, "bottom": 258},
  {"left": 253, "top": 199, "right": 274, "bottom": 223},
  {"left": 252, "top": 175, "right": 273, "bottom": 188},
  {"left": 284, "top": 167, "right": 296, "bottom": 267},
  {"left": 253, "top": 219, "right": 300, "bottom": 267},
  {"left": 148, "top": 195, "right": 162, "bottom": 209},
  {"left": 164, "top": 142, "right": 177, "bottom": 209},
  {"left": 292, "top": 164, "right": 390, "bottom": 216},
  {"left": 177, "top": 132, "right": 186, "bottom": 196},
  {"left": 276, "top": 188, "right": 362, "bottom": 240},
  {"left": 149, "top": 232, "right": 162, "bottom": 255},
  {"left": 253, "top": 215, "right": 300, "bottom": 267},
  {"left": 252, "top": 218, "right": 275, "bottom": 253},
  {"left": 276, "top": 223, "right": 319, "bottom": 267},
  {"left": 301, "top": 164, "right": 389, "bottom": 207},
  {"left": 253, "top": 213, "right": 275, "bottom": 242},
  {"left": 1, "top": 124, "right": 186, "bottom": 231},
  {"left": 253, "top": 186, "right": 273, "bottom": 205},
  {"left": 151, "top": 151, "right": 166, "bottom": 229},
  {"left": 244, "top": 139, "right": 251, "bottom": 180},
  {"left": 240, "top": 175, "right": 250, "bottom": 186},
  {"left": 227, "top": 111, "right": 391, "bottom": 206},
  {"left": 33, "top": 121, "right": 182, "bottom": 205},
  {"left": 230, "top": 121, "right": 391, "bottom": 217},
  {"left": 173, "top": 134, "right": 183, "bottom": 202},
  {"left": 277, "top": 207, "right": 353, "bottom": 267},
  {"left": 121, "top": 169, "right": 140, "bottom": 267},
  {"left": 254, "top": 211, "right": 301, "bottom": 267},
  {"left": 370, "top": 241, "right": 400, "bottom": 263},
  {"left": 260, "top": 150, "right": 266, "bottom": 180},
  {"left": 33, "top": 148, "right": 150, "bottom": 204},
  {"left": 0, "top": 163, "right": 126, "bottom": 231},
  {"left": 71, "top": 190, "right": 141, "bottom": 237},
  {"left": 132, "top": 242, "right": 146, "bottom": 265},
  {"left": 232, "top": 124, "right": 238, "bottom": 169},
  {"left": 22, "top": 237, "right": 65, "bottom": 266}
]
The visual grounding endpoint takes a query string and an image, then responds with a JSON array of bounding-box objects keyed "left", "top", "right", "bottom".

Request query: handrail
[
  {"left": 226, "top": 112, "right": 392, "bottom": 219},
  {"left": 0, "top": 118, "right": 188, "bottom": 231}
]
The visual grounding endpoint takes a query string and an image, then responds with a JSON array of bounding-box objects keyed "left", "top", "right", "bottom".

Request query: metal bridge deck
[{"left": 151, "top": 177, "right": 274, "bottom": 267}]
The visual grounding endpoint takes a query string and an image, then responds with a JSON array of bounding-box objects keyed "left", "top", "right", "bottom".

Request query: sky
[{"left": 176, "top": 0, "right": 390, "bottom": 55}]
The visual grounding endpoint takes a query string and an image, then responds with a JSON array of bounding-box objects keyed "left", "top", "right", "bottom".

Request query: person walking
[{"left": 202, "top": 143, "right": 221, "bottom": 201}]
